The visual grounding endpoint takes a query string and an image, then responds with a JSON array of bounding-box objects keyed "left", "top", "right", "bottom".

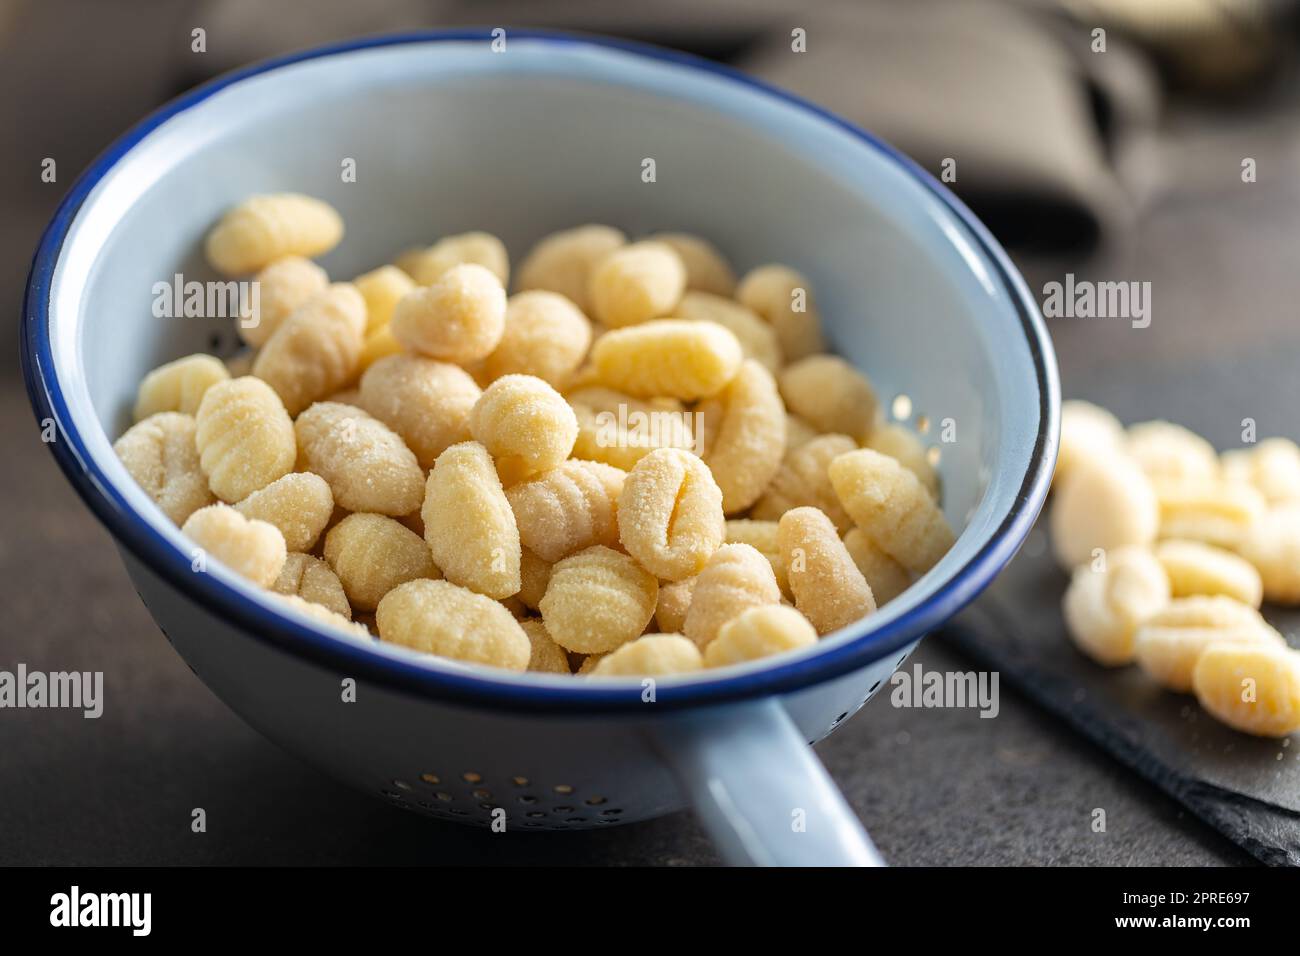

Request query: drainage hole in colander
[
  {"left": 553, "top": 784, "right": 574, "bottom": 795},
  {"left": 435, "top": 791, "right": 453, "bottom": 802},
  {"left": 419, "top": 773, "right": 441, "bottom": 785},
  {"left": 471, "top": 788, "right": 492, "bottom": 799},
  {"left": 525, "top": 811, "right": 545, "bottom": 819},
  {"left": 392, "top": 779, "right": 413, "bottom": 791},
  {"left": 381, "top": 789, "right": 404, "bottom": 800},
  {"left": 600, "top": 808, "right": 623, "bottom": 816},
  {"left": 554, "top": 806, "right": 574, "bottom": 814},
  {"left": 511, "top": 776, "right": 529, "bottom": 787},
  {"left": 585, "top": 796, "right": 607, "bottom": 806},
  {"left": 567, "top": 817, "right": 587, "bottom": 824},
  {"left": 518, "top": 795, "right": 537, "bottom": 804},
  {"left": 832, "top": 712, "right": 848, "bottom": 726},
  {"left": 462, "top": 771, "right": 483, "bottom": 783}
]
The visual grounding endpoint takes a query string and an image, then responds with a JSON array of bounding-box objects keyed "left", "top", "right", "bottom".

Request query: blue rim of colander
[{"left": 21, "top": 29, "right": 1059, "bottom": 714}]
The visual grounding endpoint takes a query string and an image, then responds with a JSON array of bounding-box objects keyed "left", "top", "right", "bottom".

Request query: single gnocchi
[
  {"left": 705, "top": 604, "right": 818, "bottom": 669},
  {"left": 1048, "top": 451, "right": 1158, "bottom": 571},
  {"left": 735, "top": 264, "right": 826, "bottom": 362},
  {"left": 778, "top": 506, "right": 876, "bottom": 635},
  {"left": 1153, "top": 539, "right": 1263, "bottom": 607},
  {"left": 1192, "top": 643, "right": 1300, "bottom": 737},
  {"left": 182, "top": 503, "right": 286, "bottom": 587},
  {"left": 592, "top": 319, "right": 743, "bottom": 401},
  {"left": 481, "top": 291, "right": 592, "bottom": 387},
  {"left": 683, "top": 543, "right": 782, "bottom": 650},
  {"left": 134, "top": 354, "right": 230, "bottom": 422},
  {"left": 194, "top": 376, "right": 297, "bottom": 503},
  {"left": 114, "top": 412, "right": 215, "bottom": 525},
  {"left": 358, "top": 354, "right": 481, "bottom": 469},
  {"left": 421, "top": 441, "right": 521, "bottom": 599},
  {"left": 233, "top": 471, "right": 334, "bottom": 552},
  {"left": 1061, "top": 546, "right": 1170, "bottom": 667},
  {"left": 1155, "top": 478, "right": 1265, "bottom": 549},
  {"left": 470, "top": 374, "right": 579, "bottom": 476},
  {"left": 252, "top": 282, "right": 367, "bottom": 416},
  {"left": 618, "top": 448, "right": 726, "bottom": 582},
  {"left": 506, "top": 458, "right": 625, "bottom": 563},
  {"left": 539, "top": 546, "right": 658, "bottom": 654},
  {"left": 779, "top": 355, "right": 877, "bottom": 443},
  {"left": 830, "top": 448, "right": 955, "bottom": 575},
  {"left": 587, "top": 240, "right": 685, "bottom": 328},
  {"left": 698, "top": 360, "right": 786, "bottom": 513},
  {"left": 324, "top": 512, "right": 440, "bottom": 611},
  {"left": 390, "top": 262, "right": 507, "bottom": 364},
  {"left": 377, "top": 579, "right": 530, "bottom": 671},
  {"left": 238, "top": 256, "right": 330, "bottom": 347},
  {"left": 294, "top": 401, "right": 424, "bottom": 516},
  {"left": 590, "top": 633, "right": 704, "bottom": 677},
  {"left": 204, "top": 193, "right": 343, "bottom": 276}
]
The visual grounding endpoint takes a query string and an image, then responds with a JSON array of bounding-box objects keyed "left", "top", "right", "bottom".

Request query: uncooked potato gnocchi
[{"left": 118, "top": 206, "right": 967, "bottom": 683}]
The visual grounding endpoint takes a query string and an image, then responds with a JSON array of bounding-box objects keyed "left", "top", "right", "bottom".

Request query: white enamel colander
[{"left": 23, "top": 30, "right": 1059, "bottom": 866}]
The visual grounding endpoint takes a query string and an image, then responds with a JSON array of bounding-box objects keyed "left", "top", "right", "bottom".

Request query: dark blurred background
[{"left": 4, "top": 0, "right": 1300, "bottom": 865}]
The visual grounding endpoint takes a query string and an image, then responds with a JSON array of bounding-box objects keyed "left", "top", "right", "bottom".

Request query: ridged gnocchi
[
  {"left": 252, "top": 282, "right": 367, "bottom": 415},
  {"left": 134, "top": 354, "right": 230, "bottom": 422},
  {"left": 194, "top": 376, "right": 296, "bottom": 503},
  {"left": 590, "top": 633, "right": 704, "bottom": 677},
  {"left": 540, "top": 546, "right": 658, "bottom": 653},
  {"left": 182, "top": 503, "right": 286, "bottom": 587},
  {"left": 779, "top": 506, "right": 876, "bottom": 635},
  {"left": 592, "top": 320, "right": 743, "bottom": 400},
  {"left": 114, "top": 412, "right": 215, "bottom": 525},
  {"left": 324, "top": 512, "right": 439, "bottom": 611},
  {"left": 682, "top": 543, "right": 782, "bottom": 650},
  {"left": 421, "top": 441, "right": 521, "bottom": 599},
  {"left": 507, "top": 458, "right": 625, "bottom": 563},
  {"left": 377, "top": 579, "right": 529, "bottom": 671},
  {"left": 830, "top": 448, "right": 955, "bottom": 575},
  {"left": 618, "top": 448, "right": 725, "bottom": 582},
  {"left": 204, "top": 193, "right": 343, "bottom": 276},
  {"left": 294, "top": 401, "right": 424, "bottom": 516}
]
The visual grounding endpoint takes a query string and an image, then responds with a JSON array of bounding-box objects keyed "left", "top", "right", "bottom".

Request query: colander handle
[{"left": 655, "top": 698, "right": 885, "bottom": 866}]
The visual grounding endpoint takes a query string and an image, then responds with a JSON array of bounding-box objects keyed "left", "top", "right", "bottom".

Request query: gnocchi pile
[
  {"left": 115, "top": 192, "right": 954, "bottom": 680},
  {"left": 1053, "top": 401, "right": 1300, "bottom": 737}
]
